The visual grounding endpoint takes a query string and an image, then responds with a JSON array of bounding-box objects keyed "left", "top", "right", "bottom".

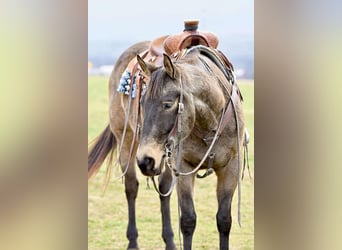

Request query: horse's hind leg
[
  {"left": 158, "top": 167, "right": 176, "bottom": 250},
  {"left": 215, "top": 158, "right": 239, "bottom": 250},
  {"left": 114, "top": 128, "right": 140, "bottom": 250},
  {"left": 124, "top": 162, "right": 139, "bottom": 249},
  {"left": 177, "top": 163, "right": 196, "bottom": 250}
]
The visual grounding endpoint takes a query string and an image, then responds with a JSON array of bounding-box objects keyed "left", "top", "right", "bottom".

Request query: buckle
[{"left": 178, "top": 103, "right": 184, "bottom": 114}]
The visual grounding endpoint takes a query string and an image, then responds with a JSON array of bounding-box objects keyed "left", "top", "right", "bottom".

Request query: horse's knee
[
  {"left": 159, "top": 174, "right": 173, "bottom": 197},
  {"left": 125, "top": 178, "right": 139, "bottom": 199},
  {"left": 216, "top": 211, "right": 232, "bottom": 235},
  {"left": 181, "top": 212, "right": 197, "bottom": 236}
]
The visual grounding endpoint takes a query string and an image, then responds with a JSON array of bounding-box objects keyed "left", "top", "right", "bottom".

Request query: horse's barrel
[{"left": 163, "top": 19, "right": 219, "bottom": 55}]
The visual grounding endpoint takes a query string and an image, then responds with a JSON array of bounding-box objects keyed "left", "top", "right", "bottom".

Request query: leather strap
[
  {"left": 117, "top": 51, "right": 148, "bottom": 178},
  {"left": 218, "top": 84, "right": 240, "bottom": 136}
]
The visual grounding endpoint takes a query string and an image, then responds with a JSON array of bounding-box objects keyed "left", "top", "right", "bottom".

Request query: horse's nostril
[
  {"left": 145, "top": 157, "right": 154, "bottom": 165},
  {"left": 137, "top": 156, "right": 155, "bottom": 174}
]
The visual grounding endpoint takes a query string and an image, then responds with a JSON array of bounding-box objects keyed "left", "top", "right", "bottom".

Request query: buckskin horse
[{"left": 88, "top": 21, "right": 247, "bottom": 250}]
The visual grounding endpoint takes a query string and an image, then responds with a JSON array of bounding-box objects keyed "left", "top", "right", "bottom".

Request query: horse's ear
[
  {"left": 163, "top": 53, "right": 176, "bottom": 79},
  {"left": 137, "top": 55, "right": 157, "bottom": 76}
]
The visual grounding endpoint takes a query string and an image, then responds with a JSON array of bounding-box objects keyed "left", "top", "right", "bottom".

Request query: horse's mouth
[{"left": 150, "top": 155, "right": 165, "bottom": 176}]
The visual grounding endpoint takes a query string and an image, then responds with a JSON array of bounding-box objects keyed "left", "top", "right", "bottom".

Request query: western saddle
[{"left": 142, "top": 20, "right": 219, "bottom": 66}]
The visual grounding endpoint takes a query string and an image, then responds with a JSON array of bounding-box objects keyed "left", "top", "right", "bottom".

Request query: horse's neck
[
  {"left": 193, "top": 85, "right": 226, "bottom": 132},
  {"left": 183, "top": 60, "right": 229, "bottom": 133},
  {"left": 194, "top": 99, "right": 219, "bottom": 131}
]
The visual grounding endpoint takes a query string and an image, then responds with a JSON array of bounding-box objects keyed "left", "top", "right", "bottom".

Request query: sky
[{"left": 89, "top": 0, "right": 254, "bottom": 42}]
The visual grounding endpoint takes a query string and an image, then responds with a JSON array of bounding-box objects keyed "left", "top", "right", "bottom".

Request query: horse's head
[{"left": 136, "top": 54, "right": 195, "bottom": 176}]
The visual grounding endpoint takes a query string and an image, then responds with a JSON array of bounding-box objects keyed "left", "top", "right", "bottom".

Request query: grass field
[{"left": 88, "top": 76, "right": 254, "bottom": 250}]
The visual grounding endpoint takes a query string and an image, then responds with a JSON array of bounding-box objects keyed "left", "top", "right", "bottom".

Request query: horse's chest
[{"left": 182, "top": 138, "right": 233, "bottom": 169}]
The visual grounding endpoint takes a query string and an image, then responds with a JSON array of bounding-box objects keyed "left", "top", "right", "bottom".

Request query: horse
[{"left": 88, "top": 41, "right": 246, "bottom": 250}]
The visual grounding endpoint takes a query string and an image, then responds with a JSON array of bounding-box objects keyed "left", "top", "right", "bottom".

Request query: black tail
[{"left": 88, "top": 125, "right": 117, "bottom": 179}]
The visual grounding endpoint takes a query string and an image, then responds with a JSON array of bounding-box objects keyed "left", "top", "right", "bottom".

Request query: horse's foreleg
[
  {"left": 215, "top": 157, "right": 239, "bottom": 250},
  {"left": 159, "top": 167, "right": 176, "bottom": 250},
  {"left": 177, "top": 164, "right": 196, "bottom": 250}
]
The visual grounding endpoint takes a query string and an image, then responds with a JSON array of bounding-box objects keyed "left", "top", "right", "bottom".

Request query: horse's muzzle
[{"left": 137, "top": 156, "right": 161, "bottom": 176}]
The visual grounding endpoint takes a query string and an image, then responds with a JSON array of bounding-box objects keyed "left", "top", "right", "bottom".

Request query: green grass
[{"left": 88, "top": 76, "right": 254, "bottom": 250}]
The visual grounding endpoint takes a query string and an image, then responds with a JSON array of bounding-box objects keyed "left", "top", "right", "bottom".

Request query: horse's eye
[{"left": 162, "top": 102, "right": 173, "bottom": 110}]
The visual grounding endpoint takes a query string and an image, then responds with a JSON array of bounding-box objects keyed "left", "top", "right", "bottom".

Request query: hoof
[{"left": 127, "top": 244, "right": 139, "bottom": 250}]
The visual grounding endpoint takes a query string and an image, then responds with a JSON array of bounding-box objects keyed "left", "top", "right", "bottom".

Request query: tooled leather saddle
[{"left": 148, "top": 20, "right": 219, "bottom": 66}]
